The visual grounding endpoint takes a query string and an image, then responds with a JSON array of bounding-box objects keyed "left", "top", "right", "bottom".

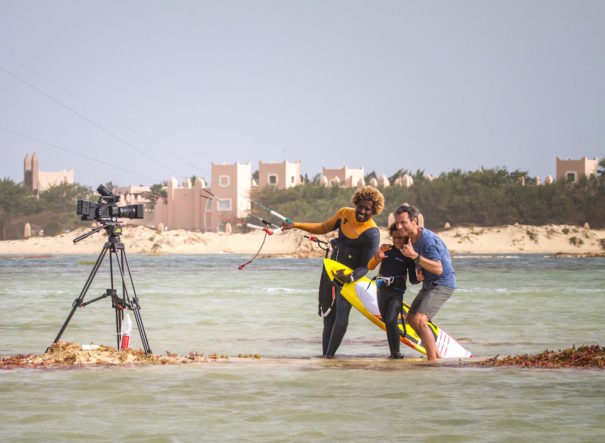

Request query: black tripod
[{"left": 50, "top": 223, "right": 152, "bottom": 354}]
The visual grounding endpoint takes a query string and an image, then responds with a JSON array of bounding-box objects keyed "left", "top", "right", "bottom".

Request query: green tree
[
  {"left": 249, "top": 166, "right": 605, "bottom": 230},
  {"left": 37, "top": 183, "right": 93, "bottom": 235},
  {"left": 39, "top": 182, "right": 92, "bottom": 213},
  {"left": 147, "top": 182, "right": 168, "bottom": 209},
  {"left": 189, "top": 175, "right": 207, "bottom": 186},
  {"left": 388, "top": 168, "right": 411, "bottom": 184},
  {"left": 0, "top": 178, "right": 38, "bottom": 239}
]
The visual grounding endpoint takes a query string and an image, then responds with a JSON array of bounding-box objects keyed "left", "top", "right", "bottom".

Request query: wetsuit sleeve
[
  {"left": 367, "top": 256, "right": 379, "bottom": 271},
  {"left": 293, "top": 210, "right": 341, "bottom": 235},
  {"left": 352, "top": 227, "right": 380, "bottom": 281},
  {"left": 406, "top": 258, "right": 420, "bottom": 284}
]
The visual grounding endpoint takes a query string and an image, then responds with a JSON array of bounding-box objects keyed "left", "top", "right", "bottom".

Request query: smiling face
[
  {"left": 394, "top": 210, "right": 418, "bottom": 239},
  {"left": 391, "top": 230, "right": 406, "bottom": 249},
  {"left": 355, "top": 198, "right": 374, "bottom": 222}
]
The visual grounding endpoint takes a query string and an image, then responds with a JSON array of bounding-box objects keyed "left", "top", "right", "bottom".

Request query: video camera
[{"left": 77, "top": 184, "right": 144, "bottom": 223}]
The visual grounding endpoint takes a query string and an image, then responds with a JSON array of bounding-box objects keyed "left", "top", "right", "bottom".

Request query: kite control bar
[
  {"left": 305, "top": 235, "right": 330, "bottom": 257},
  {"left": 245, "top": 213, "right": 282, "bottom": 235},
  {"left": 246, "top": 223, "right": 279, "bottom": 235}
]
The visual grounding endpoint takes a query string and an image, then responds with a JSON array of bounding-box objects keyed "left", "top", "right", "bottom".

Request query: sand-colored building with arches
[{"left": 320, "top": 166, "right": 365, "bottom": 187}]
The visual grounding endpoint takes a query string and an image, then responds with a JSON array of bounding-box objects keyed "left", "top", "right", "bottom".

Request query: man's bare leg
[{"left": 408, "top": 313, "right": 439, "bottom": 361}]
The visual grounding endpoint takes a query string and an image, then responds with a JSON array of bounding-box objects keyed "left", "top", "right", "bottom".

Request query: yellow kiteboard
[{"left": 324, "top": 258, "right": 472, "bottom": 358}]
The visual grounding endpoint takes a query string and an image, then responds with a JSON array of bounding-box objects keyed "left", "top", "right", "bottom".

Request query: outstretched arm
[{"left": 281, "top": 211, "right": 340, "bottom": 235}]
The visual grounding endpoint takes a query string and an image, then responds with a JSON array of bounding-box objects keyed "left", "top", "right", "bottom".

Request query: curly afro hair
[{"left": 351, "top": 185, "right": 384, "bottom": 215}]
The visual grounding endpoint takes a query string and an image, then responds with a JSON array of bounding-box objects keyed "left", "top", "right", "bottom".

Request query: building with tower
[{"left": 24, "top": 152, "right": 74, "bottom": 195}]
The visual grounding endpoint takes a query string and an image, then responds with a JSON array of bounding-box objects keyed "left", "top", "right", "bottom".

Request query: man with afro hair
[{"left": 282, "top": 185, "right": 384, "bottom": 358}]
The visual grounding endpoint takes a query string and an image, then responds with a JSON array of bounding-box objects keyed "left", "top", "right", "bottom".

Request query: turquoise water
[{"left": 1, "top": 253, "right": 604, "bottom": 441}]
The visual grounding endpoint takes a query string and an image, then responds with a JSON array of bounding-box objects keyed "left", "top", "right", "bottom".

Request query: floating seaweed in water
[{"left": 477, "top": 345, "right": 605, "bottom": 369}]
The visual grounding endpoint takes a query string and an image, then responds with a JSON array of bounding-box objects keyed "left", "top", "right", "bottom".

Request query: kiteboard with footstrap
[{"left": 324, "top": 258, "right": 472, "bottom": 358}]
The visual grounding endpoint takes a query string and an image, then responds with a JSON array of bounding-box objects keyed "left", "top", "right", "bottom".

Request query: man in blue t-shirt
[{"left": 394, "top": 205, "right": 456, "bottom": 361}]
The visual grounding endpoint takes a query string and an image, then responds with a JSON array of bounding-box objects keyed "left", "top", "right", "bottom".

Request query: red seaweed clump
[{"left": 477, "top": 345, "right": 605, "bottom": 369}]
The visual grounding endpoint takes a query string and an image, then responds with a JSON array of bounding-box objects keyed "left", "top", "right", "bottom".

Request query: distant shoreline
[{"left": 1, "top": 224, "right": 604, "bottom": 257}]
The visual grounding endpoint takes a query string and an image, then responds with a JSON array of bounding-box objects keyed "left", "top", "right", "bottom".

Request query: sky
[{"left": 1, "top": 0, "right": 603, "bottom": 188}]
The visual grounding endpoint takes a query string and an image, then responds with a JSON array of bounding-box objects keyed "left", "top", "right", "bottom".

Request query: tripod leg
[
  {"left": 49, "top": 244, "right": 109, "bottom": 351},
  {"left": 108, "top": 249, "right": 122, "bottom": 350},
  {"left": 116, "top": 247, "right": 152, "bottom": 354},
  {"left": 131, "top": 307, "right": 151, "bottom": 354},
  {"left": 115, "top": 303, "right": 122, "bottom": 350}
]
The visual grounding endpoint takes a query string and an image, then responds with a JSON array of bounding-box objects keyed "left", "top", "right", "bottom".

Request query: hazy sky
[{"left": 1, "top": 0, "right": 603, "bottom": 188}]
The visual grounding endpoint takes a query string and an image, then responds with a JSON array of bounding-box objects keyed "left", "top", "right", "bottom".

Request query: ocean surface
[{"left": 1, "top": 252, "right": 604, "bottom": 442}]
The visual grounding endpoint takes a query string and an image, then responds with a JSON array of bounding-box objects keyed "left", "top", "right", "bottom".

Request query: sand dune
[{"left": 1, "top": 223, "right": 604, "bottom": 256}]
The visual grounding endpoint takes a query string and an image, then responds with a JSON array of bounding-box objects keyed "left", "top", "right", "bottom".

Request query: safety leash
[
  {"left": 238, "top": 229, "right": 269, "bottom": 270},
  {"left": 238, "top": 206, "right": 289, "bottom": 270}
]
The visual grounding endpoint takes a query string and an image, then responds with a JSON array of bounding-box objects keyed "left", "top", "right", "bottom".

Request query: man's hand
[
  {"left": 416, "top": 269, "right": 425, "bottom": 282},
  {"left": 281, "top": 221, "right": 294, "bottom": 231},
  {"left": 333, "top": 269, "right": 353, "bottom": 284},
  {"left": 401, "top": 238, "right": 418, "bottom": 260}
]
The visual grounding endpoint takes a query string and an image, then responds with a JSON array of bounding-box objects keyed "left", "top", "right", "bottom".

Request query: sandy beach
[{"left": 1, "top": 223, "right": 604, "bottom": 256}]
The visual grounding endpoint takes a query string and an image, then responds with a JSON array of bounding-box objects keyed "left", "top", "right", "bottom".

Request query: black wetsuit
[
  {"left": 294, "top": 208, "right": 380, "bottom": 357},
  {"left": 372, "top": 247, "right": 418, "bottom": 357}
]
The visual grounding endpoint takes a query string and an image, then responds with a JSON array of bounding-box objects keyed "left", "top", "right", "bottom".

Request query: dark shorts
[{"left": 408, "top": 285, "right": 454, "bottom": 320}]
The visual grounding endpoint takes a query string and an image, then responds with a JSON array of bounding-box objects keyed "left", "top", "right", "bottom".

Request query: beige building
[
  {"left": 152, "top": 177, "right": 209, "bottom": 230},
  {"left": 24, "top": 152, "right": 74, "bottom": 195},
  {"left": 258, "top": 160, "right": 301, "bottom": 189},
  {"left": 320, "top": 166, "right": 365, "bottom": 187},
  {"left": 150, "top": 160, "right": 306, "bottom": 231},
  {"left": 556, "top": 156, "right": 599, "bottom": 182},
  {"left": 207, "top": 162, "right": 251, "bottom": 231},
  {"left": 152, "top": 163, "right": 251, "bottom": 232}
]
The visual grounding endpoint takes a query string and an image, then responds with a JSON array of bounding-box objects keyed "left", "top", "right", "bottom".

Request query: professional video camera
[{"left": 77, "top": 184, "right": 144, "bottom": 222}]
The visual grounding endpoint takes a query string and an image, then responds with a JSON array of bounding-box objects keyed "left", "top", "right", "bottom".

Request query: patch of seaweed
[
  {"left": 476, "top": 345, "right": 605, "bottom": 369},
  {"left": 0, "top": 341, "right": 250, "bottom": 369}
]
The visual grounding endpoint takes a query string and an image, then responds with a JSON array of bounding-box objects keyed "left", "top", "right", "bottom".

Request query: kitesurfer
[
  {"left": 368, "top": 223, "right": 420, "bottom": 359},
  {"left": 281, "top": 185, "right": 384, "bottom": 358},
  {"left": 395, "top": 204, "right": 456, "bottom": 361}
]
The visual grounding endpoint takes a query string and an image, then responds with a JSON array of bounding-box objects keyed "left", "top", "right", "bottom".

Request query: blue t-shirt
[{"left": 413, "top": 228, "right": 456, "bottom": 289}]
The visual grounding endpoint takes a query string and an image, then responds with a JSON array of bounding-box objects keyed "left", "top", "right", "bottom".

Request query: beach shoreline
[{"left": 1, "top": 223, "right": 604, "bottom": 257}]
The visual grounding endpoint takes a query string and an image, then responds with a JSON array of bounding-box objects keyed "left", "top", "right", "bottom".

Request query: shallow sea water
[{"left": 1, "top": 252, "right": 604, "bottom": 442}]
